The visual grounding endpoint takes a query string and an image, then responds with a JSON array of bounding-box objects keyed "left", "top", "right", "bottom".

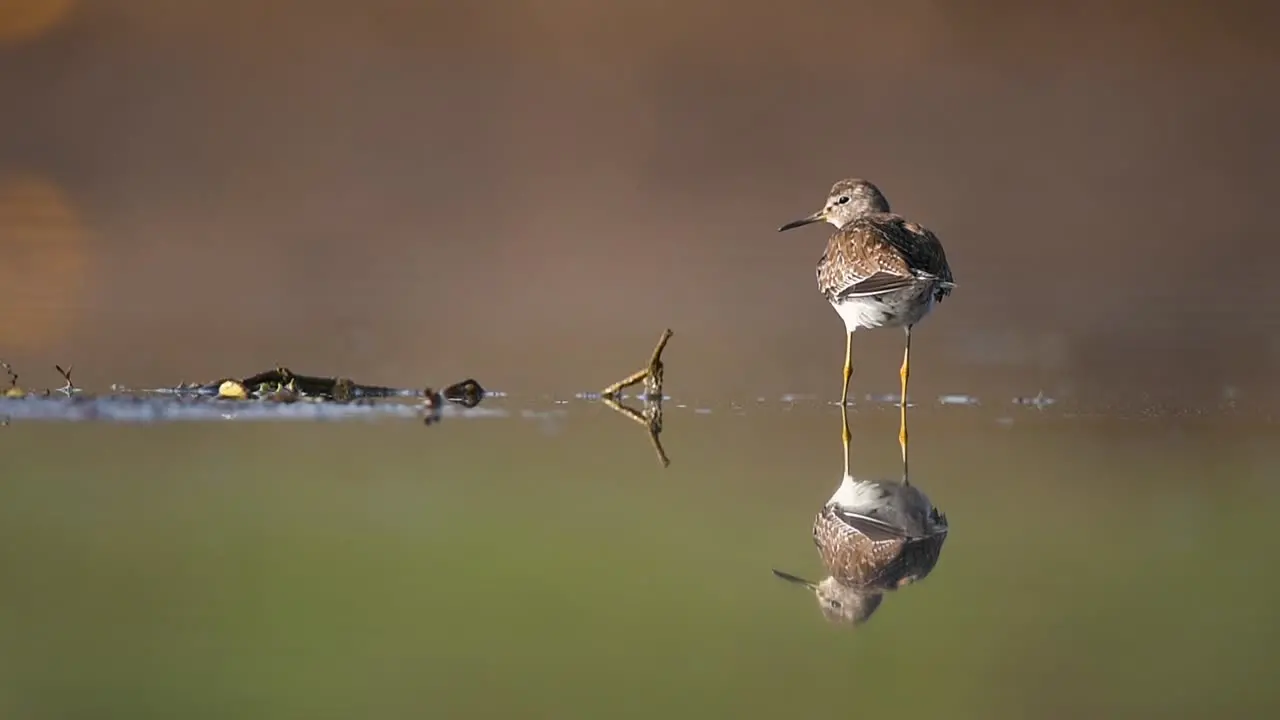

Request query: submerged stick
[
  {"left": 1, "top": 360, "right": 22, "bottom": 398},
  {"left": 598, "top": 330, "right": 674, "bottom": 468},
  {"left": 601, "top": 395, "right": 670, "bottom": 468},
  {"left": 54, "top": 364, "right": 75, "bottom": 395},
  {"left": 0, "top": 361, "right": 76, "bottom": 398}
]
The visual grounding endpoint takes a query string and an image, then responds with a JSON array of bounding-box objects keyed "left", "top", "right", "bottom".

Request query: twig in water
[
  {"left": 54, "top": 364, "right": 75, "bottom": 395},
  {"left": 601, "top": 329, "right": 673, "bottom": 399},
  {"left": 601, "top": 395, "right": 670, "bottom": 468},
  {"left": 598, "top": 330, "right": 674, "bottom": 468},
  {"left": 1, "top": 361, "right": 24, "bottom": 398}
]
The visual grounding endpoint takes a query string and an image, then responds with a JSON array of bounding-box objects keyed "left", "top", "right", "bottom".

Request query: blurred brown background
[{"left": 2, "top": 0, "right": 1277, "bottom": 403}]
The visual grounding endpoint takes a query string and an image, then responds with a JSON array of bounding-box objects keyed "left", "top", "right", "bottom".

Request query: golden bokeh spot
[
  {"left": 0, "top": 0, "right": 74, "bottom": 45},
  {"left": 0, "top": 174, "right": 91, "bottom": 352}
]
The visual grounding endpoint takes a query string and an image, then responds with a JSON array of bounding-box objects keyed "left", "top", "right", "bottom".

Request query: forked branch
[
  {"left": 601, "top": 329, "right": 672, "bottom": 399},
  {"left": 598, "top": 329, "right": 674, "bottom": 468}
]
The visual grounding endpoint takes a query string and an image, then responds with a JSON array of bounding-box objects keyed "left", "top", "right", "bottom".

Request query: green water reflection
[{"left": 0, "top": 405, "right": 1274, "bottom": 718}]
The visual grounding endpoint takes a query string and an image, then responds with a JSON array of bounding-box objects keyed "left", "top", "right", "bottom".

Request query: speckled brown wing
[
  {"left": 829, "top": 506, "right": 912, "bottom": 542},
  {"left": 812, "top": 505, "right": 903, "bottom": 589},
  {"left": 816, "top": 213, "right": 954, "bottom": 304},
  {"left": 812, "top": 504, "right": 947, "bottom": 590},
  {"left": 893, "top": 217, "right": 954, "bottom": 303}
]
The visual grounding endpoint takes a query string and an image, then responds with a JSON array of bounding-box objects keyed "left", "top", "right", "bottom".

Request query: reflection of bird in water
[
  {"left": 771, "top": 569, "right": 884, "bottom": 626},
  {"left": 773, "top": 406, "right": 948, "bottom": 627},
  {"left": 812, "top": 469, "right": 948, "bottom": 591},
  {"left": 777, "top": 178, "right": 954, "bottom": 456}
]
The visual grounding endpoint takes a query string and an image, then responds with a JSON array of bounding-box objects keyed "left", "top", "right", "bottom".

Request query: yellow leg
[
  {"left": 898, "top": 326, "right": 911, "bottom": 476},
  {"left": 840, "top": 332, "right": 853, "bottom": 407},
  {"left": 899, "top": 407, "right": 910, "bottom": 485},
  {"left": 841, "top": 332, "right": 853, "bottom": 458},
  {"left": 840, "top": 401, "right": 851, "bottom": 476}
]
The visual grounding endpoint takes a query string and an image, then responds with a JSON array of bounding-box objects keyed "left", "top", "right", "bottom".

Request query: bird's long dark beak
[
  {"left": 778, "top": 210, "right": 826, "bottom": 232},
  {"left": 771, "top": 568, "right": 817, "bottom": 590}
]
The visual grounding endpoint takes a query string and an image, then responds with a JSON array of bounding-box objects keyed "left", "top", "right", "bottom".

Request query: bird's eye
[
  {"left": 829, "top": 600, "right": 842, "bottom": 609},
  {"left": 837, "top": 196, "right": 851, "bottom": 204}
]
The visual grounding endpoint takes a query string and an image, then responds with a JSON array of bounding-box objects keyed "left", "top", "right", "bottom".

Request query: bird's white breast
[
  {"left": 830, "top": 289, "right": 936, "bottom": 333},
  {"left": 828, "top": 475, "right": 887, "bottom": 513}
]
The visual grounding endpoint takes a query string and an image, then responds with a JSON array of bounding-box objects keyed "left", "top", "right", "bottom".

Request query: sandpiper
[
  {"left": 778, "top": 178, "right": 954, "bottom": 450},
  {"left": 772, "top": 406, "right": 948, "bottom": 627},
  {"left": 802, "top": 470, "right": 948, "bottom": 592}
]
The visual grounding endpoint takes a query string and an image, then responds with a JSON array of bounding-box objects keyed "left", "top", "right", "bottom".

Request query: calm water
[
  {"left": 4, "top": 5, "right": 1276, "bottom": 717},
  {"left": 0, "top": 396, "right": 1273, "bottom": 719}
]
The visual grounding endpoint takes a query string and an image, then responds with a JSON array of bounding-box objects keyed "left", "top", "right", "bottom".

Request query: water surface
[{"left": 0, "top": 398, "right": 1271, "bottom": 719}]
